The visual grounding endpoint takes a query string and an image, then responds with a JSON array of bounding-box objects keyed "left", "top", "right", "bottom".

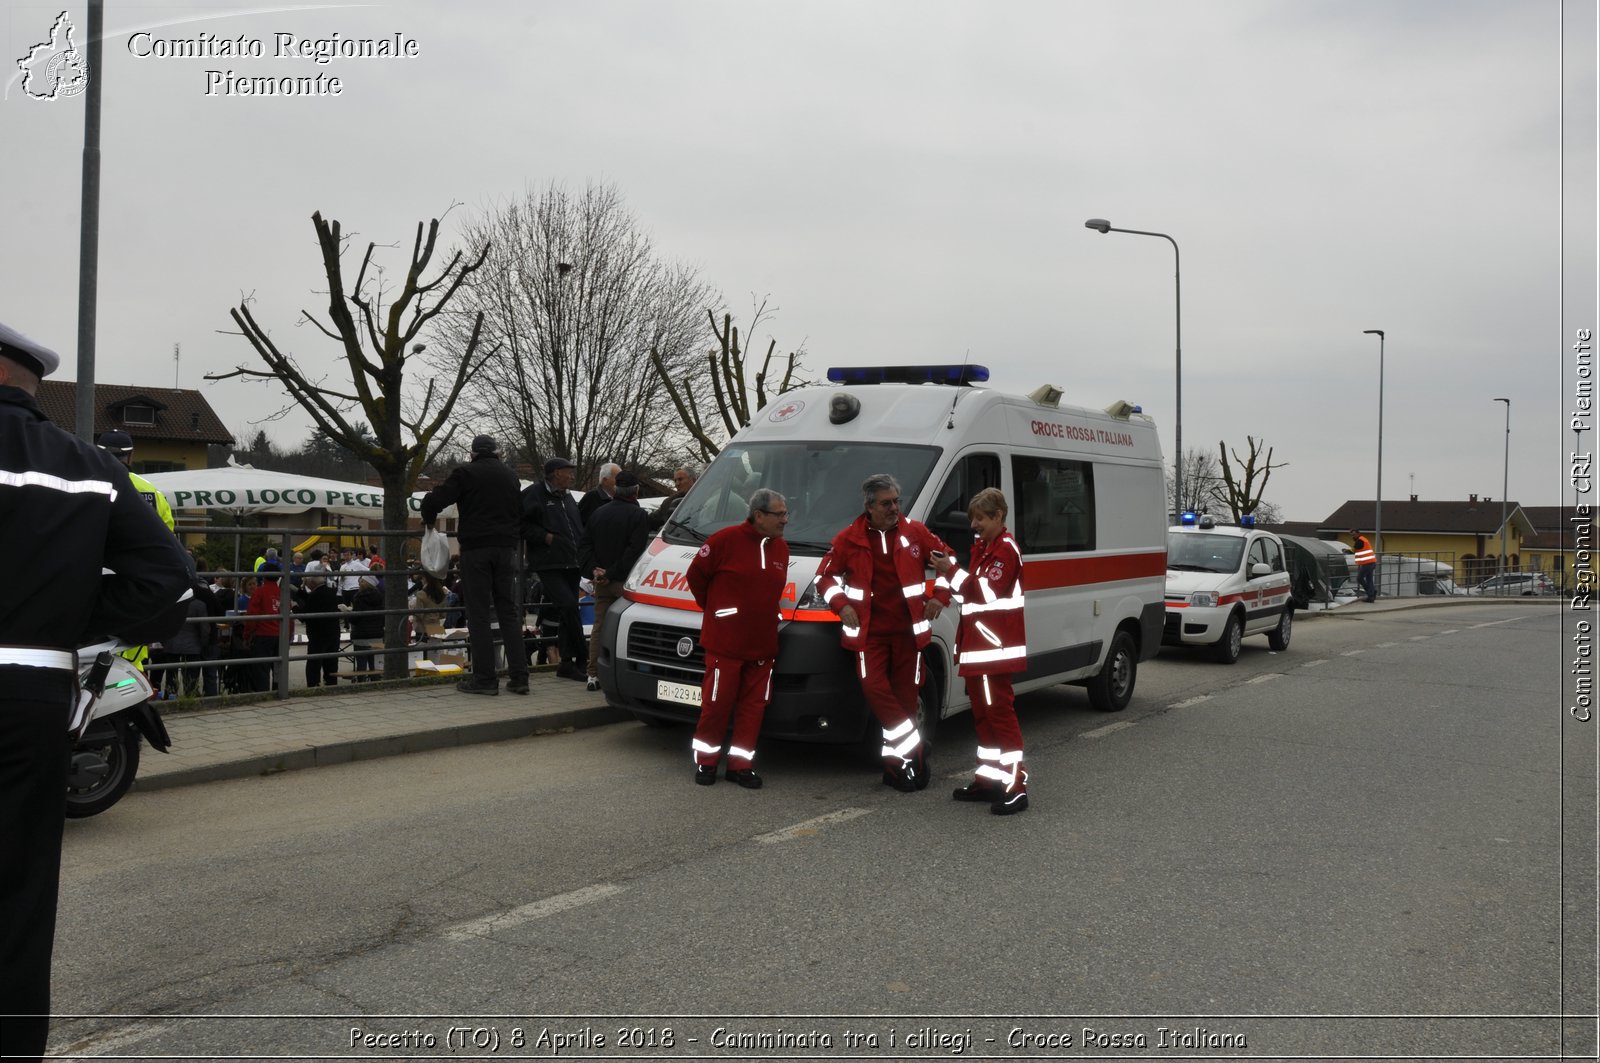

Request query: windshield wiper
[
  {"left": 783, "top": 539, "right": 833, "bottom": 553},
  {"left": 664, "top": 519, "right": 707, "bottom": 543},
  {"left": 1168, "top": 563, "right": 1217, "bottom": 572}
]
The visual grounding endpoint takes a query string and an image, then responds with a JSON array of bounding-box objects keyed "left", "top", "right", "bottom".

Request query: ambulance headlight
[
  {"left": 1189, "top": 591, "right": 1218, "bottom": 609},
  {"left": 794, "top": 580, "right": 826, "bottom": 611}
]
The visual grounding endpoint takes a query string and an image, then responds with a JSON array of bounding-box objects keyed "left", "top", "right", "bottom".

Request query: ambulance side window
[
  {"left": 1011, "top": 456, "right": 1096, "bottom": 554},
  {"left": 926, "top": 453, "right": 1001, "bottom": 570}
]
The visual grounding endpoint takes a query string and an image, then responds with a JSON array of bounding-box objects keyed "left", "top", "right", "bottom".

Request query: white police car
[{"left": 1163, "top": 513, "right": 1293, "bottom": 663}]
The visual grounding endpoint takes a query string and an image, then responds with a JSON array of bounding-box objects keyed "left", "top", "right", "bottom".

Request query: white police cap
[{"left": 0, "top": 321, "right": 62, "bottom": 378}]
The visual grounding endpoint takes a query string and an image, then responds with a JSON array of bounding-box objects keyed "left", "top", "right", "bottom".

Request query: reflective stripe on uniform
[
  {"left": 959, "top": 644, "right": 1027, "bottom": 665},
  {"left": 0, "top": 469, "right": 117, "bottom": 501},
  {"left": 0, "top": 647, "right": 75, "bottom": 670},
  {"left": 728, "top": 745, "right": 756, "bottom": 762}
]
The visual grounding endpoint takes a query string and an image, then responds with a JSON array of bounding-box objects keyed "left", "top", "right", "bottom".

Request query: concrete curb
[
  {"left": 1308, "top": 596, "right": 1565, "bottom": 619},
  {"left": 133, "top": 702, "right": 633, "bottom": 793}
]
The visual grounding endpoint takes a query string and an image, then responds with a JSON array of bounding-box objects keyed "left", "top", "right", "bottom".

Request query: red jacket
[
  {"left": 687, "top": 520, "right": 790, "bottom": 661},
  {"left": 242, "top": 581, "right": 293, "bottom": 641},
  {"left": 815, "top": 514, "right": 952, "bottom": 651},
  {"left": 948, "top": 531, "right": 1027, "bottom": 675}
]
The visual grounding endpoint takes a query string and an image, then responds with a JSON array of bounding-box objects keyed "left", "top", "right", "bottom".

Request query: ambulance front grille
[{"left": 627, "top": 621, "right": 706, "bottom": 671}]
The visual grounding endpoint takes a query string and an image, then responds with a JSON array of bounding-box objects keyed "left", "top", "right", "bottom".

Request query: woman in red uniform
[{"left": 931, "top": 488, "right": 1029, "bottom": 815}]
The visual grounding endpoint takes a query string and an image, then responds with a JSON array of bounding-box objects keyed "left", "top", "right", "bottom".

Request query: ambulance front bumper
[{"left": 596, "top": 599, "right": 873, "bottom": 743}]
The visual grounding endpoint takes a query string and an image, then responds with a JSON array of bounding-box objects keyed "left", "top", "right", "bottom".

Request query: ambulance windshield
[
  {"left": 662, "top": 442, "right": 942, "bottom": 555},
  {"left": 1166, "top": 531, "right": 1245, "bottom": 574}
]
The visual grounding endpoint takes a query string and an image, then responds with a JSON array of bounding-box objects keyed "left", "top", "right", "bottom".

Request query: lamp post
[
  {"left": 1494, "top": 397, "right": 1510, "bottom": 574},
  {"left": 1086, "top": 218, "right": 1181, "bottom": 517},
  {"left": 1363, "top": 330, "right": 1385, "bottom": 557}
]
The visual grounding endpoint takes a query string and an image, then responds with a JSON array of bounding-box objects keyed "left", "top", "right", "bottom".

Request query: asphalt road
[{"left": 47, "top": 602, "right": 1594, "bottom": 1060}]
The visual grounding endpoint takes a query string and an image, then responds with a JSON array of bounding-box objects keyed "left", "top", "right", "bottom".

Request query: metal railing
[{"left": 144, "top": 524, "right": 562, "bottom": 702}]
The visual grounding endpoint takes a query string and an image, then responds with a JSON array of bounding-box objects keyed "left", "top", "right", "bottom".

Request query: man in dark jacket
[
  {"left": 578, "top": 461, "right": 620, "bottom": 524},
  {"left": 422, "top": 435, "right": 529, "bottom": 695},
  {"left": 0, "top": 321, "right": 193, "bottom": 1062},
  {"left": 578, "top": 471, "right": 650, "bottom": 693},
  {"left": 522, "top": 456, "right": 586, "bottom": 679}
]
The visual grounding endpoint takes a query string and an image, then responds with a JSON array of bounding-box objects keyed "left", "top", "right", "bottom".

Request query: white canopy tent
[{"left": 144, "top": 464, "right": 445, "bottom": 519}]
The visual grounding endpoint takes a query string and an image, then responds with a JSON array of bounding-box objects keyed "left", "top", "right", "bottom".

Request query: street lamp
[
  {"left": 1086, "top": 218, "right": 1182, "bottom": 516},
  {"left": 1495, "top": 397, "right": 1510, "bottom": 574},
  {"left": 1363, "top": 330, "right": 1385, "bottom": 557}
]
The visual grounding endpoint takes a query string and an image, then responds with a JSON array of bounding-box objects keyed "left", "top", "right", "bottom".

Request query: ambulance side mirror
[{"left": 1251, "top": 563, "right": 1272, "bottom": 577}]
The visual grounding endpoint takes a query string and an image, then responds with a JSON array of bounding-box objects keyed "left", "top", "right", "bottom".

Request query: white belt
[{"left": 0, "top": 648, "right": 77, "bottom": 670}]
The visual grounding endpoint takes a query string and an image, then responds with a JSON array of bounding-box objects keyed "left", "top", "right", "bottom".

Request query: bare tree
[
  {"left": 439, "top": 182, "right": 716, "bottom": 480},
  {"left": 651, "top": 297, "right": 808, "bottom": 462},
  {"left": 1218, "top": 435, "right": 1288, "bottom": 523},
  {"left": 213, "top": 210, "right": 493, "bottom": 677},
  {"left": 1170, "top": 447, "right": 1228, "bottom": 517}
]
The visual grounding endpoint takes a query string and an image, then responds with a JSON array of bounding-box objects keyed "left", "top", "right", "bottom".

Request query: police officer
[
  {"left": 94, "top": 429, "right": 174, "bottom": 531},
  {"left": 0, "top": 322, "right": 193, "bottom": 1061}
]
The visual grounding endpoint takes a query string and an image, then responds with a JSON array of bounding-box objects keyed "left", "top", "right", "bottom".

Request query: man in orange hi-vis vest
[{"left": 1350, "top": 529, "right": 1377, "bottom": 602}]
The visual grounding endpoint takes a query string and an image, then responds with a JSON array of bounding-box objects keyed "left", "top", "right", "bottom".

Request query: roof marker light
[
  {"left": 825, "top": 365, "right": 990, "bottom": 386},
  {"left": 1180, "top": 511, "right": 1198, "bottom": 526}
]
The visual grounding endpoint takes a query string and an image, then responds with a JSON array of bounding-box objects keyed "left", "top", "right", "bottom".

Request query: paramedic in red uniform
[
  {"left": 931, "top": 487, "right": 1030, "bottom": 815},
  {"left": 816, "top": 473, "right": 952, "bottom": 792},
  {"left": 686, "top": 488, "right": 790, "bottom": 789}
]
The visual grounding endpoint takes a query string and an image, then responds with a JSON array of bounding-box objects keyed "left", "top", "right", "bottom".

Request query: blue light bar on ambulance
[
  {"left": 825, "top": 364, "right": 990, "bottom": 386},
  {"left": 1239, "top": 513, "right": 1257, "bottom": 527},
  {"left": 1180, "top": 511, "right": 1198, "bottom": 525}
]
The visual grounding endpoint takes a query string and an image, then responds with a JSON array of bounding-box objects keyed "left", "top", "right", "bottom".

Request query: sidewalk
[
  {"left": 138, "top": 669, "right": 629, "bottom": 793},
  {"left": 136, "top": 595, "right": 1562, "bottom": 795}
]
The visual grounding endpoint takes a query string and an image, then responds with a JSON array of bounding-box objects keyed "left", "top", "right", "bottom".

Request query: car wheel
[
  {"left": 916, "top": 652, "right": 944, "bottom": 749},
  {"left": 1087, "top": 629, "right": 1138, "bottom": 712},
  {"left": 1212, "top": 612, "right": 1244, "bottom": 664},
  {"left": 1267, "top": 608, "right": 1293, "bottom": 651}
]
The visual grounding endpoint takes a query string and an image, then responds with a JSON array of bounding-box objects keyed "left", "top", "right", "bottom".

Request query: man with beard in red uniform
[
  {"left": 931, "top": 488, "right": 1029, "bottom": 814},
  {"left": 816, "top": 473, "right": 953, "bottom": 792},
  {"left": 687, "top": 488, "right": 790, "bottom": 788}
]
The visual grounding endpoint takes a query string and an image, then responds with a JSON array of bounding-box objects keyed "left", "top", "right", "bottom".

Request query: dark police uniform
[{"left": 0, "top": 322, "right": 193, "bottom": 1062}]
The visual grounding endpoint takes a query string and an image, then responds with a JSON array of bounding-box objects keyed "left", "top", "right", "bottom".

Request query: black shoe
[
  {"left": 507, "top": 680, "right": 530, "bottom": 695},
  {"left": 725, "top": 767, "right": 764, "bottom": 789},
  {"left": 991, "top": 790, "right": 1029, "bottom": 816},
  {"left": 953, "top": 781, "right": 1002, "bottom": 803},
  {"left": 882, "top": 763, "right": 918, "bottom": 793},
  {"left": 456, "top": 679, "right": 499, "bottom": 696},
  {"left": 913, "top": 747, "right": 930, "bottom": 791},
  {"left": 694, "top": 765, "right": 717, "bottom": 786},
  {"left": 585, "top": 677, "right": 600, "bottom": 692},
  {"left": 558, "top": 669, "right": 587, "bottom": 682}
]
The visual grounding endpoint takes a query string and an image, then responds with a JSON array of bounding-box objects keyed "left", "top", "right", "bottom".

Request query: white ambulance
[
  {"left": 595, "top": 365, "right": 1169, "bottom": 745},
  {"left": 1162, "top": 513, "right": 1293, "bottom": 663}
]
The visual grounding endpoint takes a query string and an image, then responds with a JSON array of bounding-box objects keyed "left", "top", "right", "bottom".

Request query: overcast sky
[{"left": 3, "top": 0, "right": 1594, "bottom": 521}]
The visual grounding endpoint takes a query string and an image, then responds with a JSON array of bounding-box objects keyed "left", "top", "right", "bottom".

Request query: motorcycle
[{"left": 66, "top": 641, "right": 172, "bottom": 818}]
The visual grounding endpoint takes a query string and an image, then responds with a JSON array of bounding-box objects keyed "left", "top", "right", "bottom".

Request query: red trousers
[
  {"left": 691, "top": 653, "right": 773, "bottom": 770},
  {"left": 964, "top": 672, "right": 1026, "bottom": 791},
  {"left": 858, "top": 634, "right": 923, "bottom": 763}
]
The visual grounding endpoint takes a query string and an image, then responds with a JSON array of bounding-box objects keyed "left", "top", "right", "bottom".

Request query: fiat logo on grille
[{"left": 676, "top": 637, "right": 694, "bottom": 658}]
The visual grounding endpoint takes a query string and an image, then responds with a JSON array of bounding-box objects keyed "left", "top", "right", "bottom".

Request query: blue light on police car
[
  {"left": 1179, "top": 511, "right": 1198, "bottom": 526},
  {"left": 1239, "top": 513, "right": 1256, "bottom": 527}
]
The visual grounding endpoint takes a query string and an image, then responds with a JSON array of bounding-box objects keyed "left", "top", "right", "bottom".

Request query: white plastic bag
[{"left": 421, "top": 526, "right": 450, "bottom": 579}]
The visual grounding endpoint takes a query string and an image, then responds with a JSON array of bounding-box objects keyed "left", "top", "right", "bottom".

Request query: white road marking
[
  {"left": 1440, "top": 629, "right": 1459, "bottom": 635},
  {"left": 1245, "top": 673, "right": 1283, "bottom": 684},
  {"left": 445, "top": 883, "right": 625, "bottom": 941},
  {"left": 753, "top": 807, "right": 872, "bottom": 844},
  {"left": 1302, "top": 659, "right": 1329, "bottom": 667},
  {"left": 1409, "top": 635, "right": 1430, "bottom": 641},
  {"left": 56, "top": 1022, "right": 171, "bottom": 1056},
  {"left": 1376, "top": 641, "right": 1399, "bottom": 648},
  {"left": 1341, "top": 649, "right": 1365, "bottom": 656},
  {"left": 1082, "top": 721, "right": 1136, "bottom": 739},
  {"left": 1170, "top": 695, "right": 1213, "bottom": 709},
  {"left": 1471, "top": 616, "right": 1533, "bottom": 628}
]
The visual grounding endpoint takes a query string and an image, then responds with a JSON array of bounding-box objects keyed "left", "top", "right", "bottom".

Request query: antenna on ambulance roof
[{"left": 947, "top": 349, "right": 972, "bottom": 429}]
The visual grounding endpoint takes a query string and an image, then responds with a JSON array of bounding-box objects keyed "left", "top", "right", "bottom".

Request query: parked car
[{"left": 1469, "top": 572, "right": 1554, "bottom": 596}]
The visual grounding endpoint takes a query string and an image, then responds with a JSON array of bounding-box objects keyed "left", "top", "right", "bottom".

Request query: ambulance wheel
[
  {"left": 1087, "top": 630, "right": 1137, "bottom": 712},
  {"left": 1267, "top": 608, "right": 1293, "bottom": 652},
  {"left": 1212, "top": 613, "right": 1244, "bottom": 664}
]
